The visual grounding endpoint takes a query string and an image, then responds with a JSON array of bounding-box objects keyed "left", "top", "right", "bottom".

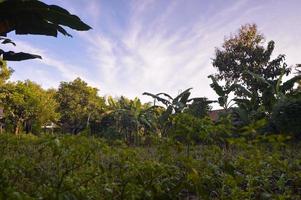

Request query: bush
[
  {"left": 168, "top": 113, "right": 214, "bottom": 144},
  {"left": 271, "top": 97, "right": 301, "bottom": 137},
  {"left": 168, "top": 113, "right": 233, "bottom": 145}
]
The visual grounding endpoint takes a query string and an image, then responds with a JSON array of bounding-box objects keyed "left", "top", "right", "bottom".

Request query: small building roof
[{"left": 208, "top": 109, "right": 225, "bottom": 121}]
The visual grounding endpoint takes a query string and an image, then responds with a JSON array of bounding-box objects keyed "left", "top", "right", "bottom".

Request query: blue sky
[{"left": 6, "top": 0, "right": 301, "bottom": 106}]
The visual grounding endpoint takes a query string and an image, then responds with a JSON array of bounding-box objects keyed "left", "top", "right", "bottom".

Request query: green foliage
[
  {"left": 169, "top": 113, "right": 213, "bottom": 145},
  {"left": 186, "top": 97, "right": 214, "bottom": 118},
  {"left": 271, "top": 97, "right": 301, "bottom": 137},
  {"left": 0, "top": 80, "right": 59, "bottom": 134},
  {"left": 169, "top": 113, "right": 234, "bottom": 148},
  {"left": 143, "top": 88, "right": 195, "bottom": 117},
  {"left": 0, "top": 59, "right": 13, "bottom": 85},
  {"left": 0, "top": 134, "right": 300, "bottom": 199},
  {"left": 210, "top": 24, "right": 301, "bottom": 133},
  {"left": 99, "top": 96, "right": 159, "bottom": 145},
  {"left": 55, "top": 78, "right": 105, "bottom": 134},
  {"left": 213, "top": 24, "right": 290, "bottom": 94},
  {"left": 208, "top": 75, "right": 239, "bottom": 110},
  {"left": 143, "top": 88, "right": 214, "bottom": 136}
]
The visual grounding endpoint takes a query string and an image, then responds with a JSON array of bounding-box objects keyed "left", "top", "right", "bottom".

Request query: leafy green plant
[
  {"left": 271, "top": 97, "right": 301, "bottom": 137},
  {"left": 99, "top": 96, "right": 159, "bottom": 145},
  {"left": 1, "top": 133, "right": 301, "bottom": 199},
  {"left": 143, "top": 88, "right": 214, "bottom": 136}
]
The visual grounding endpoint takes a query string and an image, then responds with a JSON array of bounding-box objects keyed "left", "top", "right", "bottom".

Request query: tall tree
[
  {"left": 55, "top": 78, "right": 104, "bottom": 134},
  {"left": 213, "top": 24, "right": 291, "bottom": 97}
]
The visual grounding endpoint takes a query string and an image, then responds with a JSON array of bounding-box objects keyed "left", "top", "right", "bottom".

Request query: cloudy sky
[{"left": 6, "top": 0, "right": 301, "bottom": 106}]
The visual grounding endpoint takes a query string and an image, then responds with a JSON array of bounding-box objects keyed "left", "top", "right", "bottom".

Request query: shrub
[
  {"left": 271, "top": 97, "right": 301, "bottom": 137},
  {"left": 168, "top": 113, "right": 214, "bottom": 144}
]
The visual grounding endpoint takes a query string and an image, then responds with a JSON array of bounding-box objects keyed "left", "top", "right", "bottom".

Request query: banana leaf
[{"left": 0, "top": 0, "right": 91, "bottom": 37}]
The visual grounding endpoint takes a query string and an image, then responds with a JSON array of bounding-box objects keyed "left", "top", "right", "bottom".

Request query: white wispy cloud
[{"left": 79, "top": 0, "right": 261, "bottom": 104}]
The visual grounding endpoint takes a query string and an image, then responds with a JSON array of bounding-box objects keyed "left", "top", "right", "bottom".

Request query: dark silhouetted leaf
[
  {"left": 0, "top": 50, "right": 42, "bottom": 61},
  {"left": 0, "top": 0, "right": 91, "bottom": 37},
  {"left": 0, "top": 37, "right": 15, "bottom": 45}
]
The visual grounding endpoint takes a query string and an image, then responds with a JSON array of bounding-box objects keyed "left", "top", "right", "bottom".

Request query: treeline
[{"left": 0, "top": 24, "right": 300, "bottom": 144}]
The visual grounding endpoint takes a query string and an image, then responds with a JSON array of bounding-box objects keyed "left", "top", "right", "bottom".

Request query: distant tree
[
  {"left": 99, "top": 96, "right": 158, "bottom": 144},
  {"left": 185, "top": 97, "right": 213, "bottom": 118},
  {"left": 212, "top": 24, "right": 291, "bottom": 98},
  {"left": 0, "top": 0, "right": 91, "bottom": 61},
  {"left": 144, "top": 88, "right": 214, "bottom": 120},
  {"left": 55, "top": 78, "right": 104, "bottom": 134},
  {"left": 143, "top": 88, "right": 194, "bottom": 124},
  {"left": 209, "top": 24, "right": 301, "bottom": 127},
  {"left": 0, "top": 80, "right": 59, "bottom": 134}
]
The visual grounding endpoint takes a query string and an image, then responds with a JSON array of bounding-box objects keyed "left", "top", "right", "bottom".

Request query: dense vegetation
[
  {"left": 0, "top": 0, "right": 301, "bottom": 199},
  {"left": 1, "top": 24, "right": 299, "bottom": 141},
  {"left": 1, "top": 134, "right": 301, "bottom": 199}
]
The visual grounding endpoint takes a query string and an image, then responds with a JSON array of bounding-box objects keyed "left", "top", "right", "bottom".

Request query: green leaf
[
  {"left": 156, "top": 92, "right": 173, "bottom": 100},
  {"left": 172, "top": 88, "right": 192, "bottom": 104},
  {"left": 232, "top": 84, "right": 252, "bottom": 97},
  {"left": 208, "top": 75, "right": 225, "bottom": 96},
  {"left": 0, "top": 37, "right": 15, "bottom": 45},
  {"left": 143, "top": 92, "right": 171, "bottom": 107},
  {"left": 245, "top": 70, "right": 271, "bottom": 86},
  {"left": 281, "top": 75, "right": 301, "bottom": 93}
]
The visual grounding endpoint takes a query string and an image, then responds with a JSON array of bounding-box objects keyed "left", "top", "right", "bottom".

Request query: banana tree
[
  {"left": 0, "top": 0, "right": 91, "bottom": 61},
  {"left": 209, "top": 74, "right": 264, "bottom": 126},
  {"left": 143, "top": 88, "right": 193, "bottom": 123},
  {"left": 245, "top": 69, "right": 301, "bottom": 113},
  {"left": 143, "top": 88, "right": 214, "bottom": 136},
  {"left": 231, "top": 69, "right": 301, "bottom": 127},
  {"left": 100, "top": 96, "right": 158, "bottom": 145},
  {"left": 208, "top": 75, "right": 237, "bottom": 110},
  {"left": 186, "top": 97, "right": 216, "bottom": 118}
]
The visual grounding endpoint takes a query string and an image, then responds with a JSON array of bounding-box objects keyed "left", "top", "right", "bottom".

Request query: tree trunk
[
  {"left": 14, "top": 119, "right": 24, "bottom": 135},
  {"left": 14, "top": 123, "right": 20, "bottom": 135}
]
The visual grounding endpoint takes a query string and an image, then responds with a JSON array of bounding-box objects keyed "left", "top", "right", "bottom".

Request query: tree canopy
[
  {"left": 213, "top": 24, "right": 290, "bottom": 95},
  {"left": 0, "top": 80, "right": 59, "bottom": 134},
  {"left": 55, "top": 78, "right": 104, "bottom": 134}
]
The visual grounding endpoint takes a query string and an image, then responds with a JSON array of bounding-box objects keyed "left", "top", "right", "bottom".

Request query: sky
[{"left": 6, "top": 0, "right": 301, "bottom": 107}]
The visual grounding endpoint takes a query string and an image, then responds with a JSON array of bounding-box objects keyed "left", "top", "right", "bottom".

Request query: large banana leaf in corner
[
  {"left": 0, "top": 0, "right": 91, "bottom": 37},
  {"left": 0, "top": 0, "right": 91, "bottom": 61}
]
